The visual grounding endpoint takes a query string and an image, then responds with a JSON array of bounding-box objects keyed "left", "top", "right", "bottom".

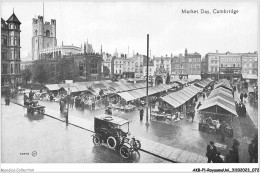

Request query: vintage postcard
[{"left": 1, "top": 1, "right": 259, "bottom": 172}]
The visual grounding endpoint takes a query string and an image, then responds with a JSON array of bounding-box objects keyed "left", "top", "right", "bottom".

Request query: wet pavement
[
  {"left": 6, "top": 82, "right": 258, "bottom": 163},
  {"left": 1, "top": 100, "right": 169, "bottom": 163}
]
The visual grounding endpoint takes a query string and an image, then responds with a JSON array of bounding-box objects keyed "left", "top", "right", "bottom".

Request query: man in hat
[{"left": 206, "top": 141, "right": 217, "bottom": 163}]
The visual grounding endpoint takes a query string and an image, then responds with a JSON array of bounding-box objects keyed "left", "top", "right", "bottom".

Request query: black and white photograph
[{"left": 1, "top": 0, "right": 259, "bottom": 172}]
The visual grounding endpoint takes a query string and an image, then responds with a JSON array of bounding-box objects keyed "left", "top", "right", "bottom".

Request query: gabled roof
[{"left": 6, "top": 13, "right": 21, "bottom": 24}]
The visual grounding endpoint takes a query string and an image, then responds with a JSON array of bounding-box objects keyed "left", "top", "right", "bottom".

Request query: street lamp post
[
  {"left": 146, "top": 34, "right": 149, "bottom": 125},
  {"left": 66, "top": 87, "right": 71, "bottom": 126}
]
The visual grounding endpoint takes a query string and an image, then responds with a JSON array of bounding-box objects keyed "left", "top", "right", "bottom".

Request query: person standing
[
  {"left": 248, "top": 139, "right": 258, "bottom": 163},
  {"left": 240, "top": 93, "right": 244, "bottom": 102},
  {"left": 232, "top": 90, "right": 234, "bottom": 98},
  {"left": 140, "top": 108, "right": 144, "bottom": 121},
  {"left": 29, "top": 89, "right": 34, "bottom": 101},
  {"left": 70, "top": 96, "right": 74, "bottom": 108},
  {"left": 203, "top": 93, "right": 205, "bottom": 100},
  {"left": 190, "top": 110, "right": 195, "bottom": 122},
  {"left": 23, "top": 93, "right": 28, "bottom": 106},
  {"left": 229, "top": 139, "right": 240, "bottom": 163},
  {"left": 60, "top": 99, "right": 65, "bottom": 113},
  {"left": 206, "top": 141, "right": 217, "bottom": 163}
]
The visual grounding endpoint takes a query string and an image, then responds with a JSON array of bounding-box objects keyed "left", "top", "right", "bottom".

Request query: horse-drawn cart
[{"left": 25, "top": 101, "right": 45, "bottom": 115}]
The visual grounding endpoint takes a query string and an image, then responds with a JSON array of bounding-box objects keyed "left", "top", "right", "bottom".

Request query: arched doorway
[{"left": 155, "top": 76, "right": 163, "bottom": 85}]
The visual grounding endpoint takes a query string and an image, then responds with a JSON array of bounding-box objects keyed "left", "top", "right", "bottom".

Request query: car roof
[{"left": 95, "top": 114, "right": 130, "bottom": 126}]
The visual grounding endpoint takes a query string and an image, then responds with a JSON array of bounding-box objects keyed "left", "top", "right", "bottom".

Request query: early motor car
[{"left": 92, "top": 114, "right": 141, "bottom": 158}]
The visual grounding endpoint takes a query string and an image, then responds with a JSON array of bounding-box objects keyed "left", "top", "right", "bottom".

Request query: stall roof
[
  {"left": 45, "top": 84, "right": 60, "bottom": 91},
  {"left": 134, "top": 89, "right": 146, "bottom": 97},
  {"left": 128, "top": 90, "right": 143, "bottom": 99},
  {"left": 76, "top": 85, "right": 88, "bottom": 92},
  {"left": 188, "top": 75, "right": 201, "bottom": 80},
  {"left": 209, "top": 88, "right": 232, "bottom": 98},
  {"left": 117, "top": 92, "right": 136, "bottom": 102},
  {"left": 58, "top": 83, "right": 70, "bottom": 88},
  {"left": 92, "top": 83, "right": 107, "bottom": 89},
  {"left": 242, "top": 74, "right": 258, "bottom": 80},
  {"left": 161, "top": 95, "right": 183, "bottom": 108},
  {"left": 198, "top": 97, "right": 237, "bottom": 116},
  {"left": 62, "top": 86, "right": 79, "bottom": 93}
]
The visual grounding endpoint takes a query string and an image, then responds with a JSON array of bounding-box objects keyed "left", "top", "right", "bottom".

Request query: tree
[
  {"left": 57, "top": 58, "right": 74, "bottom": 83},
  {"left": 34, "top": 65, "right": 48, "bottom": 86},
  {"left": 21, "top": 68, "right": 32, "bottom": 86},
  {"left": 103, "top": 66, "right": 110, "bottom": 78}
]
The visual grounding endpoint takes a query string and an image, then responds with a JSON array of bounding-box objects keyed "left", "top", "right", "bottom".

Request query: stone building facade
[{"left": 1, "top": 12, "right": 22, "bottom": 90}]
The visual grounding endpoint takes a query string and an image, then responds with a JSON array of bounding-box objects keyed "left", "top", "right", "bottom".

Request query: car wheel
[
  {"left": 134, "top": 140, "right": 141, "bottom": 150},
  {"left": 93, "top": 135, "right": 101, "bottom": 146},
  {"left": 107, "top": 136, "right": 117, "bottom": 149},
  {"left": 120, "top": 145, "right": 130, "bottom": 159}
]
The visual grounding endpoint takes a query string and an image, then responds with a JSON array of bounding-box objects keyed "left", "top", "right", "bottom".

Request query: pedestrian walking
[
  {"left": 229, "top": 139, "right": 240, "bottom": 163},
  {"left": 197, "top": 102, "right": 202, "bottom": 110},
  {"left": 243, "top": 93, "right": 248, "bottom": 102},
  {"left": 242, "top": 104, "right": 246, "bottom": 117},
  {"left": 29, "top": 89, "right": 34, "bottom": 101},
  {"left": 70, "top": 96, "right": 74, "bottom": 108},
  {"left": 140, "top": 108, "right": 144, "bottom": 121},
  {"left": 203, "top": 93, "right": 205, "bottom": 100},
  {"left": 60, "top": 99, "right": 65, "bottom": 113},
  {"left": 23, "top": 93, "right": 28, "bottom": 106},
  {"left": 248, "top": 139, "right": 258, "bottom": 163},
  {"left": 240, "top": 93, "right": 244, "bottom": 102},
  {"left": 190, "top": 110, "right": 195, "bottom": 122},
  {"left": 206, "top": 141, "right": 217, "bottom": 163},
  {"left": 232, "top": 90, "right": 234, "bottom": 98}
]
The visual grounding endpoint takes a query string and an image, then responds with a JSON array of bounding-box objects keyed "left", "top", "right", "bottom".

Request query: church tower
[{"left": 32, "top": 15, "right": 57, "bottom": 60}]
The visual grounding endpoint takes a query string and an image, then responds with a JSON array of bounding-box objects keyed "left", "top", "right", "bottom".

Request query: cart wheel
[
  {"left": 41, "top": 108, "right": 45, "bottom": 114},
  {"left": 120, "top": 145, "right": 131, "bottom": 159},
  {"left": 134, "top": 140, "right": 141, "bottom": 150},
  {"left": 93, "top": 135, "right": 101, "bottom": 146},
  {"left": 107, "top": 136, "right": 117, "bottom": 149}
]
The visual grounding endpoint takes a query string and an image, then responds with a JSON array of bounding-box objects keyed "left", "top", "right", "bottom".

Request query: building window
[
  {"left": 1, "top": 35, "right": 7, "bottom": 46},
  {"left": 14, "top": 37, "right": 18, "bottom": 45},
  {"left": 11, "top": 64, "right": 13, "bottom": 74},
  {"left": 2, "top": 64, "right": 7, "bottom": 74},
  {"left": 1, "top": 51, "right": 7, "bottom": 60},
  {"left": 15, "top": 64, "right": 18, "bottom": 74},
  {"left": 10, "top": 36, "right": 13, "bottom": 45},
  {"left": 14, "top": 50, "right": 18, "bottom": 59},
  {"left": 233, "top": 64, "right": 235, "bottom": 67},
  {"left": 9, "top": 24, "right": 13, "bottom": 29},
  {"left": 90, "top": 59, "right": 98, "bottom": 74},
  {"left": 249, "top": 70, "right": 252, "bottom": 74},
  {"left": 35, "top": 30, "right": 38, "bottom": 36},
  {"left": 46, "top": 30, "right": 50, "bottom": 37},
  {"left": 47, "top": 43, "right": 49, "bottom": 48}
]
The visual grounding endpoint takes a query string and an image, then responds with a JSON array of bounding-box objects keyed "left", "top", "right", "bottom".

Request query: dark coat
[{"left": 206, "top": 145, "right": 217, "bottom": 159}]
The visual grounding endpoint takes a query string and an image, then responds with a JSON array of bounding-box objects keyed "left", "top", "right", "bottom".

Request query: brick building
[{"left": 1, "top": 12, "right": 22, "bottom": 90}]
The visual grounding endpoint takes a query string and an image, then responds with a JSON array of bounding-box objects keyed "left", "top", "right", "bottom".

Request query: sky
[{"left": 1, "top": 1, "right": 258, "bottom": 61}]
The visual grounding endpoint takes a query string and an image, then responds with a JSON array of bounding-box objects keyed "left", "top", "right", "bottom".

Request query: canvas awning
[
  {"left": 198, "top": 97, "right": 237, "bottom": 116},
  {"left": 161, "top": 95, "right": 183, "bottom": 108},
  {"left": 117, "top": 92, "right": 137, "bottom": 102},
  {"left": 242, "top": 74, "right": 258, "bottom": 80},
  {"left": 188, "top": 75, "right": 201, "bottom": 80},
  {"left": 45, "top": 84, "right": 60, "bottom": 91},
  {"left": 62, "top": 86, "right": 79, "bottom": 93}
]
